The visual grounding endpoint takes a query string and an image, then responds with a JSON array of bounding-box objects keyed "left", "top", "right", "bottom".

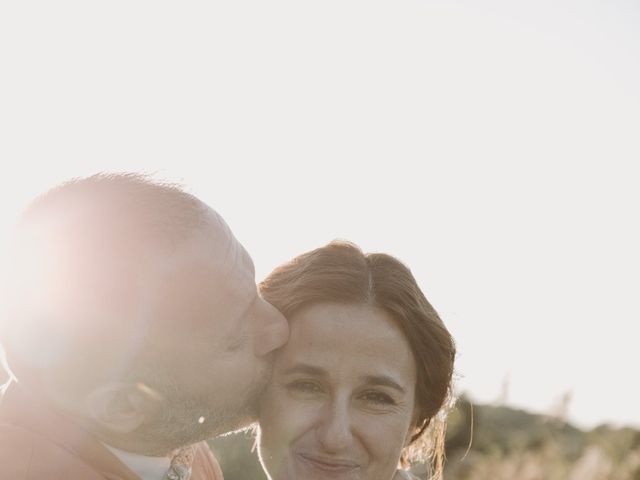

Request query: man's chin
[
  {"left": 186, "top": 386, "right": 261, "bottom": 441},
  {"left": 136, "top": 371, "right": 267, "bottom": 449},
  {"left": 210, "top": 382, "right": 262, "bottom": 436}
]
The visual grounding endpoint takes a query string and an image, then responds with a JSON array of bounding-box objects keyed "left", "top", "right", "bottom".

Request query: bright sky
[{"left": 1, "top": 0, "right": 639, "bottom": 430}]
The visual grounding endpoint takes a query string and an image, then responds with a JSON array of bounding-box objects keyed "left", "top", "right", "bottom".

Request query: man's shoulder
[
  {"left": 0, "top": 422, "right": 37, "bottom": 478},
  {"left": 0, "top": 422, "right": 108, "bottom": 479}
]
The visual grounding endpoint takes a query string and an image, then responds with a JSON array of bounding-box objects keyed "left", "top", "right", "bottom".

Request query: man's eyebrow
[
  {"left": 281, "top": 363, "right": 327, "bottom": 377},
  {"left": 225, "top": 333, "right": 249, "bottom": 352},
  {"left": 240, "top": 244, "right": 256, "bottom": 277},
  {"left": 362, "top": 375, "right": 407, "bottom": 394}
]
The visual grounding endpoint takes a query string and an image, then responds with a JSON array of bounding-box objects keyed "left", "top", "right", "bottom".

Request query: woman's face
[{"left": 258, "top": 302, "right": 417, "bottom": 480}]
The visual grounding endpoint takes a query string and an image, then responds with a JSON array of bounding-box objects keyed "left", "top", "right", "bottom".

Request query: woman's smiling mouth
[{"left": 296, "top": 452, "right": 362, "bottom": 475}]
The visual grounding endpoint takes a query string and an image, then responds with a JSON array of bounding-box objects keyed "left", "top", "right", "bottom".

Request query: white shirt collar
[{"left": 103, "top": 444, "right": 171, "bottom": 480}]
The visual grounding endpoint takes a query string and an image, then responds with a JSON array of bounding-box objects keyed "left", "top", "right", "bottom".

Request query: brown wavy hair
[{"left": 259, "top": 240, "right": 456, "bottom": 473}]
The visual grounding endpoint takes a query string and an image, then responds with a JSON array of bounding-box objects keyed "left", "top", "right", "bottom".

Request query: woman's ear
[
  {"left": 405, "top": 412, "right": 427, "bottom": 446},
  {"left": 84, "top": 382, "right": 163, "bottom": 433},
  {"left": 404, "top": 425, "right": 417, "bottom": 446}
]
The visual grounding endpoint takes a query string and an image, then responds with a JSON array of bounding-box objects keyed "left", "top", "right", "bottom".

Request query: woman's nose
[{"left": 316, "top": 400, "right": 353, "bottom": 452}]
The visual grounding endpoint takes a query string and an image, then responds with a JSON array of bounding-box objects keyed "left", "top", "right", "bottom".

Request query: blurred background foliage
[{"left": 209, "top": 395, "right": 640, "bottom": 480}]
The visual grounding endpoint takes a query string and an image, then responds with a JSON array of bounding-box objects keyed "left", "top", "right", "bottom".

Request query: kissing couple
[{"left": 0, "top": 173, "right": 455, "bottom": 480}]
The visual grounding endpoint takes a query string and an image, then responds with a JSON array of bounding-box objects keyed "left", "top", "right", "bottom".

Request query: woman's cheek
[
  {"left": 271, "top": 393, "right": 317, "bottom": 441},
  {"left": 262, "top": 387, "right": 306, "bottom": 442},
  {"left": 260, "top": 392, "right": 319, "bottom": 479}
]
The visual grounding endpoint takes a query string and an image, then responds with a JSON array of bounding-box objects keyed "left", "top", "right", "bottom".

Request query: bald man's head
[
  {"left": 5, "top": 174, "right": 210, "bottom": 385},
  {"left": 1, "top": 173, "right": 289, "bottom": 454}
]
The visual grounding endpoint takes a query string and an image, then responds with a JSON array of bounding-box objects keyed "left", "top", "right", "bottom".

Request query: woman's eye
[
  {"left": 286, "top": 380, "right": 323, "bottom": 397},
  {"left": 361, "top": 391, "right": 396, "bottom": 406}
]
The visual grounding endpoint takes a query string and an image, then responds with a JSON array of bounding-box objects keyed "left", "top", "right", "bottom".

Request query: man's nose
[
  {"left": 316, "top": 400, "right": 353, "bottom": 452},
  {"left": 253, "top": 298, "right": 289, "bottom": 356}
]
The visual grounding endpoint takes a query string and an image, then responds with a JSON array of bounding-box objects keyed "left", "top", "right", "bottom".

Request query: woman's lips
[{"left": 296, "top": 452, "right": 361, "bottom": 474}]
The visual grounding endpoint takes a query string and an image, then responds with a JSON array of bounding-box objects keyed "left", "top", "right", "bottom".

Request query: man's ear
[{"left": 84, "top": 382, "right": 163, "bottom": 433}]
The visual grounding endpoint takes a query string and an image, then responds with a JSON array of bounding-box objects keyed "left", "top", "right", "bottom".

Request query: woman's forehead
[{"left": 278, "top": 302, "right": 417, "bottom": 384}]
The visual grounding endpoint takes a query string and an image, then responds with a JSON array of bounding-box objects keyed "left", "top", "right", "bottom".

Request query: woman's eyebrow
[
  {"left": 281, "top": 363, "right": 327, "bottom": 377},
  {"left": 362, "top": 375, "right": 406, "bottom": 394}
]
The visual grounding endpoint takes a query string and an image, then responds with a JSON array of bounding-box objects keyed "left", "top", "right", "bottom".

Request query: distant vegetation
[{"left": 209, "top": 396, "right": 640, "bottom": 480}]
